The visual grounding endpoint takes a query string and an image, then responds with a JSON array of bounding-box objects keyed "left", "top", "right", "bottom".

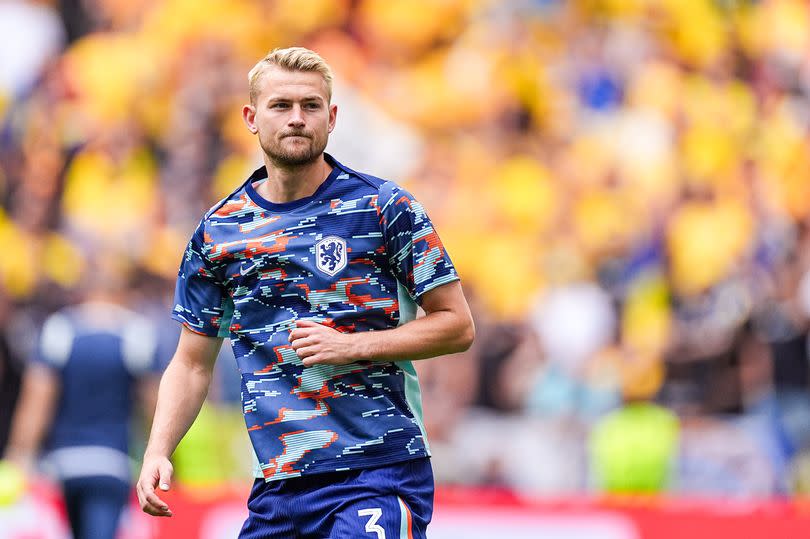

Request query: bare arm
[
  {"left": 137, "top": 326, "right": 222, "bottom": 517},
  {"left": 290, "top": 280, "right": 474, "bottom": 366},
  {"left": 3, "top": 364, "right": 59, "bottom": 469}
]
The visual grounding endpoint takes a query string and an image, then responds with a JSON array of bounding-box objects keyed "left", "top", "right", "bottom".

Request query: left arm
[{"left": 290, "top": 281, "right": 474, "bottom": 366}]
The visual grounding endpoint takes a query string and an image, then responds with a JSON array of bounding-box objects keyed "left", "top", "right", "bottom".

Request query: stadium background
[{"left": 3, "top": 0, "right": 810, "bottom": 537}]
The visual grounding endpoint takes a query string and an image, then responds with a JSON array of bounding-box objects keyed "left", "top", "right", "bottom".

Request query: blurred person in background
[
  {"left": 137, "top": 46, "right": 474, "bottom": 539},
  {"left": 0, "top": 291, "right": 24, "bottom": 455},
  {"left": 527, "top": 281, "right": 621, "bottom": 421},
  {"left": 763, "top": 224, "right": 810, "bottom": 453},
  {"left": 589, "top": 347, "right": 679, "bottom": 495},
  {"left": 2, "top": 258, "right": 160, "bottom": 539}
]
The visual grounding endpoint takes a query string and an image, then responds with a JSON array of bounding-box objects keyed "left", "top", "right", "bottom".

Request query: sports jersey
[
  {"left": 172, "top": 153, "right": 458, "bottom": 482},
  {"left": 36, "top": 302, "right": 159, "bottom": 481}
]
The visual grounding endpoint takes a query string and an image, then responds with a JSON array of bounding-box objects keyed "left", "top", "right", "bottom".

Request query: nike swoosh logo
[{"left": 240, "top": 262, "right": 259, "bottom": 276}]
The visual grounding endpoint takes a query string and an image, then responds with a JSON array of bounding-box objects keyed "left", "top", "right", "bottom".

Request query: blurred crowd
[{"left": 3, "top": 0, "right": 810, "bottom": 500}]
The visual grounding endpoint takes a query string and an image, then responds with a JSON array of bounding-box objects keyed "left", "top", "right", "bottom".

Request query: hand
[
  {"left": 289, "top": 320, "right": 358, "bottom": 367},
  {"left": 136, "top": 455, "right": 174, "bottom": 517},
  {"left": 3, "top": 451, "right": 35, "bottom": 477}
]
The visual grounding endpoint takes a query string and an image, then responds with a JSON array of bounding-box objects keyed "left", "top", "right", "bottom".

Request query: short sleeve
[
  {"left": 378, "top": 182, "right": 459, "bottom": 303},
  {"left": 121, "top": 315, "right": 161, "bottom": 376},
  {"left": 36, "top": 312, "right": 74, "bottom": 370},
  {"left": 172, "top": 220, "right": 233, "bottom": 337}
]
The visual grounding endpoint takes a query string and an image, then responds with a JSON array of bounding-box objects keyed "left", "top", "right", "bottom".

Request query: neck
[{"left": 257, "top": 154, "right": 332, "bottom": 204}]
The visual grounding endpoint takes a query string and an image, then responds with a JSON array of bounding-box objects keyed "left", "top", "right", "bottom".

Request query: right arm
[
  {"left": 3, "top": 364, "right": 59, "bottom": 470},
  {"left": 4, "top": 311, "right": 67, "bottom": 471},
  {"left": 136, "top": 326, "right": 223, "bottom": 517}
]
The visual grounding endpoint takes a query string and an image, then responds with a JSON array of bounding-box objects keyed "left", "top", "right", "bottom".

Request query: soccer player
[
  {"left": 136, "top": 47, "right": 474, "bottom": 538},
  {"left": 4, "top": 271, "right": 160, "bottom": 539}
]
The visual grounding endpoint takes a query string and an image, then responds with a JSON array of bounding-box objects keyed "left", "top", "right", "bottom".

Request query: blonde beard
[{"left": 260, "top": 135, "right": 327, "bottom": 167}]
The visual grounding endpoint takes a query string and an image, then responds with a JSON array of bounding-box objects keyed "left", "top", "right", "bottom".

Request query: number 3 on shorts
[{"left": 358, "top": 508, "right": 385, "bottom": 539}]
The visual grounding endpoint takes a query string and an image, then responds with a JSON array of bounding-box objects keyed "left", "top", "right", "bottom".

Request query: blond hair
[{"left": 248, "top": 47, "right": 334, "bottom": 105}]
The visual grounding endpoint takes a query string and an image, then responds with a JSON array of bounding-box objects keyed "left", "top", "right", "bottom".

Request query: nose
[{"left": 288, "top": 104, "right": 305, "bottom": 128}]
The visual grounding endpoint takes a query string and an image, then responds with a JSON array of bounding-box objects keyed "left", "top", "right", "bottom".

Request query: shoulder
[
  {"left": 39, "top": 309, "right": 75, "bottom": 368},
  {"left": 184, "top": 167, "right": 265, "bottom": 247},
  {"left": 202, "top": 166, "right": 265, "bottom": 222},
  {"left": 328, "top": 154, "right": 408, "bottom": 206}
]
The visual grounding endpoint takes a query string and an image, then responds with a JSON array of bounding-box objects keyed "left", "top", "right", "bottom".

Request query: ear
[
  {"left": 328, "top": 103, "right": 337, "bottom": 133},
  {"left": 242, "top": 104, "right": 258, "bottom": 134}
]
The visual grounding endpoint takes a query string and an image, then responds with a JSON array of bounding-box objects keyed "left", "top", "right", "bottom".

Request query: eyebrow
[{"left": 266, "top": 95, "right": 325, "bottom": 103}]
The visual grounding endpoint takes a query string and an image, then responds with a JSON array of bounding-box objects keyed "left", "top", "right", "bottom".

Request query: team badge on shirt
[{"left": 315, "top": 236, "right": 347, "bottom": 276}]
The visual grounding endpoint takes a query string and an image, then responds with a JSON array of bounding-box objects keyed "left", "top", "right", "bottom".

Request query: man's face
[{"left": 243, "top": 66, "right": 336, "bottom": 167}]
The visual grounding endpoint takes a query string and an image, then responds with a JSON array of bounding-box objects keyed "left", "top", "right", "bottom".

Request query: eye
[
  {"left": 304, "top": 102, "right": 321, "bottom": 110},
  {"left": 271, "top": 102, "right": 289, "bottom": 109}
]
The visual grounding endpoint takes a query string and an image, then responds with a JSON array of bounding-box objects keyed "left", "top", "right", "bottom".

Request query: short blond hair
[{"left": 248, "top": 47, "right": 334, "bottom": 105}]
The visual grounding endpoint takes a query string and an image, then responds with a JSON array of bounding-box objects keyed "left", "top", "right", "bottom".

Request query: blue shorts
[
  {"left": 238, "top": 457, "right": 434, "bottom": 539},
  {"left": 62, "top": 476, "right": 129, "bottom": 539}
]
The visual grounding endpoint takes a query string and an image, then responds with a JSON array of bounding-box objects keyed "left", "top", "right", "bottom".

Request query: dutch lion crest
[{"left": 315, "top": 236, "right": 347, "bottom": 276}]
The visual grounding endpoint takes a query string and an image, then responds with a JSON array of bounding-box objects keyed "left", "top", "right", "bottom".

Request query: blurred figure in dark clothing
[
  {"left": 0, "top": 292, "right": 24, "bottom": 455},
  {"left": 3, "top": 261, "right": 160, "bottom": 539}
]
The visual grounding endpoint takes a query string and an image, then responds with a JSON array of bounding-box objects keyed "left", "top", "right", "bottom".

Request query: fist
[{"left": 289, "top": 320, "right": 357, "bottom": 367}]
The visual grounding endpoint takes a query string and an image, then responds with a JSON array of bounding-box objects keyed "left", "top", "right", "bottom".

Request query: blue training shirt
[
  {"left": 172, "top": 153, "right": 458, "bottom": 482},
  {"left": 36, "top": 302, "right": 158, "bottom": 482}
]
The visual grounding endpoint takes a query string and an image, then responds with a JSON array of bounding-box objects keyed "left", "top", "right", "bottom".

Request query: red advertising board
[{"left": 3, "top": 481, "right": 810, "bottom": 539}]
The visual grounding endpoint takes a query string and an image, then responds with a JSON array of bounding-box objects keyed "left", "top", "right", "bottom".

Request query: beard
[{"left": 259, "top": 130, "right": 328, "bottom": 167}]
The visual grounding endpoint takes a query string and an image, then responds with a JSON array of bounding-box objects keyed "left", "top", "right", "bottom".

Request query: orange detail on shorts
[{"left": 403, "top": 499, "right": 414, "bottom": 539}]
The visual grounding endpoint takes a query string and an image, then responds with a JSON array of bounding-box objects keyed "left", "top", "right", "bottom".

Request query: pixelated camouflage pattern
[{"left": 172, "top": 154, "right": 458, "bottom": 481}]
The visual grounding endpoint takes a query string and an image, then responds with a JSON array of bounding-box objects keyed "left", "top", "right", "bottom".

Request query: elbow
[{"left": 456, "top": 315, "right": 475, "bottom": 352}]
